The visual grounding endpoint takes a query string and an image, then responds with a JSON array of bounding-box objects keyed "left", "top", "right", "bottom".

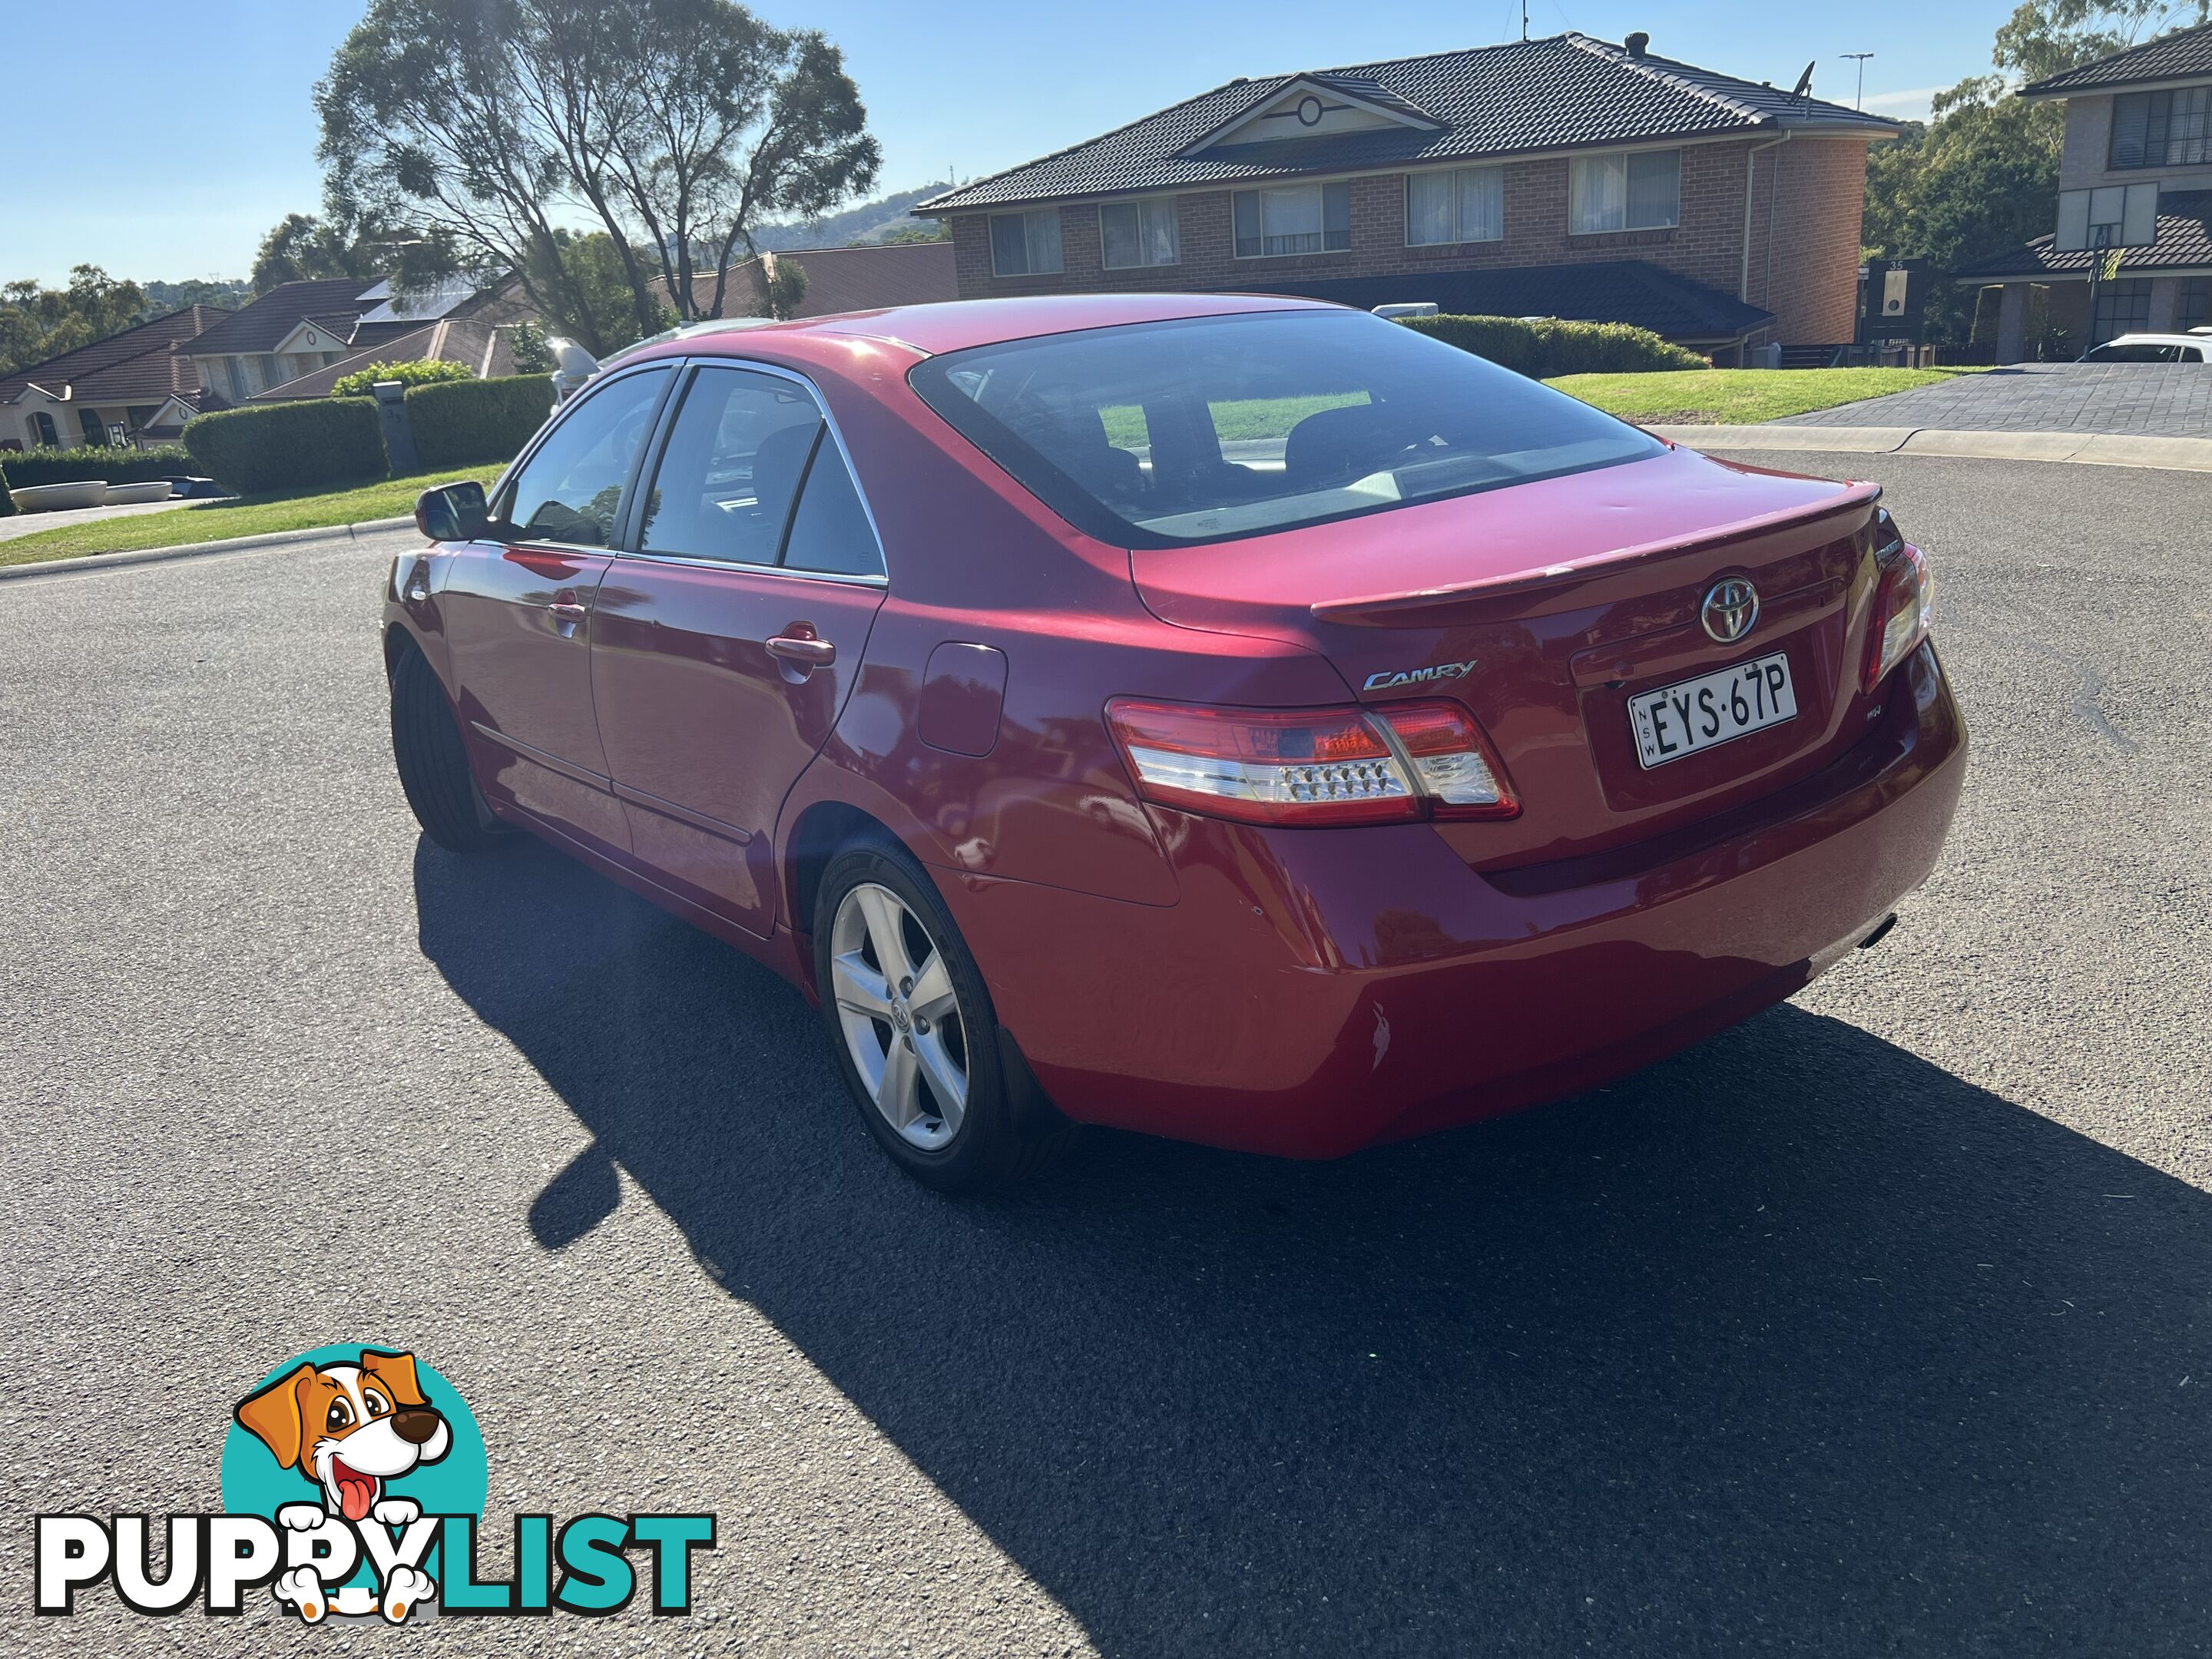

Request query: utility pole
[
  {"left": 1521, "top": 0, "right": 1528, "bottom": 41},
  {"left": 1842, "top": 52, "right": 1874, "bottom": 111}
]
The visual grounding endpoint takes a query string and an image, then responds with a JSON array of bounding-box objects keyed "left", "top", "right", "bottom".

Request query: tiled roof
[
  {"left": 1955, "top": 190, "right": 2212, "bottom": 278},
  {"left": 2022, "top": 21, "right": 2212, "bottom": 94},
  {"left": 248, "top": 318, "right": 501, "bottom": 402},
  {"left": 1233, "top": 258, "right": 1774, "bottom": 341},
  {"left": 0, "top": 305, "right": 219, "bottom": 406},
  {"left": 920, "top": 32, "right": 1898, "bottom": 213},
  {"left": 182, "top": 279, "right": 373, "bottom": 356}
]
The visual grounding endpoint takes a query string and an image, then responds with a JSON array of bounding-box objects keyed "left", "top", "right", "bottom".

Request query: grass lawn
[
  {"left": 1545, "top": 367, "right": 1986, "bottom": 426},
  {"left": 0, "top": 462, "right": 509, "bottom": 568}
]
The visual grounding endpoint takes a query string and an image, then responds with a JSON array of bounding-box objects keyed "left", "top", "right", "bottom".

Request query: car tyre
[
  {"left": 813, "top": 839, "right": 1069, "bottom": 1191},
  {"left": 389, "top": 641, "right": 510, "bottom": 855}
]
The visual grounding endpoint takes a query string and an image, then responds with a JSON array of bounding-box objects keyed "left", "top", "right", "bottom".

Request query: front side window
[
  {"left": 1570, "top": 149, "right": 1681, "bottom": 233},
  {"left": 908, "top": 308, "right": 1662, "bottom": 548},
  {"left": 1406, "top": 167, "right": 1504, "bottom": 245},
  {"left": 2111, "top": 86, "right": 2212, "bottom": 167},
  {"left": 989, "top": 209, "right": 1064, "bottom": 276},
  {"left": 1233, "top": 182, "right": 1351, "bottom": 257},
  {"left": 502, "top": 366, "right": 673, "bottom": 547},
  {"left": 1101, "top": 196, "right": 1181, "bottom": 268}
]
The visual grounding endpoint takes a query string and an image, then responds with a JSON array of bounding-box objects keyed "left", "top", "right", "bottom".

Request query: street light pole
[{"left": 1842, "top": 52, "right": 1874, "bottom": 111}]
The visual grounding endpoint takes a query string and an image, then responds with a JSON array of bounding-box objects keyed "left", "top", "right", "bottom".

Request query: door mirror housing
[{"left": 416, "top": 480, "right": 489, "bottom": 542}]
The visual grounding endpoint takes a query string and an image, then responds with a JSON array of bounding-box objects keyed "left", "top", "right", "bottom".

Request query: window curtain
[
  {"left": 1455, "top": 167, "right": 1502, "bottom": 241},
  {"left": 1625, "top": 151, "right": 1679, "bottom": 229},
  {"left": 1571, "top": 154, "right": 1626, "bottom": 233},
  {"left": 1407, "top": 172, "right": 1455, "bottom": 244}
]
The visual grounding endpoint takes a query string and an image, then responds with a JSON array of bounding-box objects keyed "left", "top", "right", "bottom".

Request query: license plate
[{"left": 1628, "top": 651, "right": 1797, "bottom": 769}]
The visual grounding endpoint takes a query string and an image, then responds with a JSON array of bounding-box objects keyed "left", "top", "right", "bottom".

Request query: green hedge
[
  {"left": 405, "top": 374, "right": 555, "bottom": 470},
  {"left": 183, "top": 399, "right": 389, "bottom": 495},
  {"left": 331, "top": 358, "right": 474, "bottom": 399},
  {"left": 0, "top": 445, "right": 194, "bottom": 489},
  {"left": 1399, "top": 314, "right": 1707, "bottom": 378}
]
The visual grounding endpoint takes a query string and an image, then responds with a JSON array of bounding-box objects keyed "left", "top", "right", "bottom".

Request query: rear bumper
[{"left": 944, "top": 643, "right": 1966, "bottom": 1158}]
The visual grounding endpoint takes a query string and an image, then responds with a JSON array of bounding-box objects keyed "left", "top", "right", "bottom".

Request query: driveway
[
  {"left": 0, "top": 493, "right": 205, "bottom": 544},
  {"left": 1780, "top": 361, "right": 2212, "bottom": 435},
  {"left": 2, "top": 457, "right": 2207, "bottom": 1656}
]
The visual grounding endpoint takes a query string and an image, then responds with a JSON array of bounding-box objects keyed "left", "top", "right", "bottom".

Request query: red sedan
[{"left": 385, "top": 295, "right": 1964, "bottom": 1189}]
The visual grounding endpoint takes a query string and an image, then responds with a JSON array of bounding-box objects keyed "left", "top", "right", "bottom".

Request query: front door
[
  {"left": 441, "top": 364, "right": 674, "bottom": 858},
  {"left": 590, "top": 363, "right": 888, "bottom": 935}
]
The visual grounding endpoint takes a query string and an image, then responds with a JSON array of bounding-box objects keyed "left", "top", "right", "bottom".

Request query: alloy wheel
[{"left": 828, "top": 882, "right": 970, "bottom": 1151}]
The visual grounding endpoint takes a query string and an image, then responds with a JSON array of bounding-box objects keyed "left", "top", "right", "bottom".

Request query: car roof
[
  {"left": 654, "top": 292, "right": 1336, "bottom": 360},
  {"left": 2095, "top": 333, "right": 2207, "bottom": 348}
]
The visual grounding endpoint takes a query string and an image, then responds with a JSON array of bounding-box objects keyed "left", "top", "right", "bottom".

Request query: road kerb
[
  {"left": 0, "top": 515, "right": 416, "bottom": 582},
  {"left": 1649, "top": 425, "right": 2212, "bottom": 472}
]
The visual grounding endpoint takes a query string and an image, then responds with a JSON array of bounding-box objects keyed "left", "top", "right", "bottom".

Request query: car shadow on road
[{"left": 416, "top": 837, "right": 2211, "bottom": 1657}]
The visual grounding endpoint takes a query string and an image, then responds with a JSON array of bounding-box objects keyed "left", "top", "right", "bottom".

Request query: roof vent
[{"left": 1624, "top": 31, "right": 1650, "bottom": 58}]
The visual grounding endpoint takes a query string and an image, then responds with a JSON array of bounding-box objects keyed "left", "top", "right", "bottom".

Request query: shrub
[
  {"left": 0, "top": 444, "right": 195, "bottom": 490},
  {"left": 329, "top": 358, "right": 475, "bottom": 399},
  {"left": 183, "top": 399, "right": 388, "bottom": 495},
  {"left": 405, "top": 374, "right": 556, "bottom": 469},
  {"left": 1397, "top": 314, "right": 1707, "bottom": 378}
]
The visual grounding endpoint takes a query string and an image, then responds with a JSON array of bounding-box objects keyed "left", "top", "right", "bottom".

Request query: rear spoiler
[{"left": 1310, "top": 482, "right": 1883, "bottom": 628}]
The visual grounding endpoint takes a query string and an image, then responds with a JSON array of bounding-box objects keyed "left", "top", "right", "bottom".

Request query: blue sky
[{"left": 10, "top": 0, "right": 2013, "bottom": 286}]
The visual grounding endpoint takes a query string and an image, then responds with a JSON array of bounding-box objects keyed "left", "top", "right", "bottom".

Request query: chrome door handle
[
  {"left": 765, "top": 634, "right": 836, "bottom": 667},
  {"left": 548, "top": 600, "right": 588, "bottom": 637}
]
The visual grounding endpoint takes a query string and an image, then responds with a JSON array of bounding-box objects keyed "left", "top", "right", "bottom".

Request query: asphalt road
[{"left": 2, "top": 453, "right": 2207, "bottom": 1656}]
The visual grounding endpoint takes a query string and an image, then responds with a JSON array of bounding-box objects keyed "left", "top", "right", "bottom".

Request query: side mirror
[{"left": 416, "top": 480, "right": 488, "bottom": 542}]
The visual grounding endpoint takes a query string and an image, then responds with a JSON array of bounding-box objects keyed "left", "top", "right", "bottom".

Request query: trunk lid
[{"left": 1128, "top": 445, "right": 1889, "bottom": 869}]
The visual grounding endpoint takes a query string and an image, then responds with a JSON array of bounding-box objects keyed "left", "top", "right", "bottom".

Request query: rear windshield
[{"left": 906, "top": 308, "right": 1664, "bottom": 548}]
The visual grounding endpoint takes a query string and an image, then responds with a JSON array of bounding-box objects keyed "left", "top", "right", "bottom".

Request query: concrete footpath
[{"left": 1647, "top": 424, "right": 2212, "bottom": 472}]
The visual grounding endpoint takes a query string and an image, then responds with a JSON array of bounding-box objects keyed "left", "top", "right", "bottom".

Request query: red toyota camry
[{"left": 385, "top": 295, "right": 1964, "bottom": 1189}]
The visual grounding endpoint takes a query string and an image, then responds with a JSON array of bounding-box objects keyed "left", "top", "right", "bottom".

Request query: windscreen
[{"left": 906, "top": 308, "right": 1666, "bottom": 548}]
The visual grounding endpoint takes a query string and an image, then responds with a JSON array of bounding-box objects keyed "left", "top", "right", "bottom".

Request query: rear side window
[
  {"left": 503, "top": 366, "right": 672, "bottom": 546},
  {"left": 781, "top": 442, "right": 884, "bottom": 576},
  {"left": 908, "top": 309, "right": 1663, "bottom": 548},
  {"left": 637, "top": 366, "right": 822, "bottom": 565}
]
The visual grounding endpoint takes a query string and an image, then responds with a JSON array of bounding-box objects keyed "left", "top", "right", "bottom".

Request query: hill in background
[{"left": 752, "top": 183, "right": 951, "bottom": 251}]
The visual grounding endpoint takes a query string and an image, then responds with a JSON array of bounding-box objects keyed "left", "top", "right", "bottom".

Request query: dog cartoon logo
[{"left": 223, "top": 1345, "right": 485, "bottom": 1624}]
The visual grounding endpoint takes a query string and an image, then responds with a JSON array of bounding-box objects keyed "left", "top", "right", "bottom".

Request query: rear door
[
  {"left": 590, "top": 361, "right": 888, "bottom": 935},
  {"left": 441, "top": 363, "right": 675, "bottom": 858}
]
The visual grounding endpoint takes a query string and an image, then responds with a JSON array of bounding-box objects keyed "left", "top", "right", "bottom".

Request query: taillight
[
  {"left": 1863, "top": 539, "right": 1933, "bottom": 692},
  {"left": 1105, "top": 697, "right": 1516, "bottom": 826}
]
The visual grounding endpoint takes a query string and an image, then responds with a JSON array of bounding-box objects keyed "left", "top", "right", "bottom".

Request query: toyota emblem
[{"left": 1700, "top": 578, "right": 1760, "bottom": 644}]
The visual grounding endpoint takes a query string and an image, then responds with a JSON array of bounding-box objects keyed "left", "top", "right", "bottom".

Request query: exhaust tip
[{"left": 1857, "top": 912, "right": 1899, "bottom": 951}]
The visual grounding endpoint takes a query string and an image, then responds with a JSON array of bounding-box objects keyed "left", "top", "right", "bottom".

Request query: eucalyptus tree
[{"left": 315, "top": 0, "right": 878, "bottom": 350}]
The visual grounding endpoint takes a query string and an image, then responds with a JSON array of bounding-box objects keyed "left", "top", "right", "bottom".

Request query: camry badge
[
  {"left": 1700, "top": 578, "right": 1760, "bottom": 645},
  {"left": 1363, "top": 659, "right": 1477, "bottom": 692}
]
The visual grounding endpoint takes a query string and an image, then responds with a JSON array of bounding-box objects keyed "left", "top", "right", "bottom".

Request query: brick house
[
  {"left": 1956, "top": 21, "right": 2212, "bottom": 358},
  {"left": 916, "top": 31, "right": 1899, "bottom": 356}
]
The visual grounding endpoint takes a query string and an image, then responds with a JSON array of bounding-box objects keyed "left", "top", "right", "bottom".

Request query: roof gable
[
  {"left": 1181, "top": 74, "right": 1445, "bottom": 155},
  {"left": 920, "top": 32, "right": 1897, "bottom": 214},
  {"left": 2023, "top": 20, "right": 2212, "bottom": 96}
]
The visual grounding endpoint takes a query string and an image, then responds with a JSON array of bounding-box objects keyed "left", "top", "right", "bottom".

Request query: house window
[
  {"left": 2177, "top": 277, "right": 2209, "bottom": 332},
  {"left": 2091, "top": 277, "right": 2153, "bottom": 343},
  {"left": 30, "top": 411, "right": 59, "bottom": 448},
  {"left": 79, "top": 409, "right": 106, "bottom": 445},
  {"left": 1406, "top": 167, "right": 1503, "bottom": 245},
  {"left": 990, "top": 210, "right": 1064, "bottom": 277},
  {"left": 1100, "top": 196, "right": 1181, "bottom": 268},
  {"left": 1232, "top": 182, "right": 1351, "bottom": 257},
  {"left": 2055, "top": 183, "right": 2158, "bottom": 251},
  {"left": 2111, "top": 87, "right": 2212, "bottom": 168},
  {"left": 1569, "top": 148, "right": 1681, "bottom": 234}
]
